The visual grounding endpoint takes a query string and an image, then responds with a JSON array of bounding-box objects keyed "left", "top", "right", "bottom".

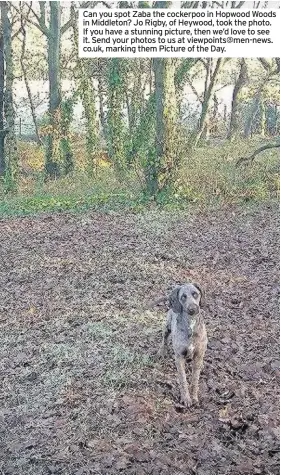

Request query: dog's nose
[{"left": 187, "top": 304, "right": 199, "bottom": 315}]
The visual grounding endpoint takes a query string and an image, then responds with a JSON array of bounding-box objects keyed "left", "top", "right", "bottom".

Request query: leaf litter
[{"left": 0, "top": 202, "right": 279, "bottom": 474}]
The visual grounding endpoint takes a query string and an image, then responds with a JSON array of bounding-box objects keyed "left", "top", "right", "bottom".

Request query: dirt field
[{"left": 0, "top": 202, "right": 279, "bottom": 475}]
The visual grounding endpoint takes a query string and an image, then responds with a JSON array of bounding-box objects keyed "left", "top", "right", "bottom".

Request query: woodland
[{"left": 0, "top": 2, "right": 280, "bottom": 475}]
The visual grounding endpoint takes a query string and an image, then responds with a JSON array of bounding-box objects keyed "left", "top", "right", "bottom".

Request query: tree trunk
[
  {"left": 1, "top": 2, "right": 18, "bottom": 191},
  {"left": 243, "top": 59, "right": 279, "bottom": 138},
  {"left": 125, "top": 59, "right": 146, "bottom": 159},
  {"left": 259, "top": 99, "right": 266, "bottom": 137},
  {"left": 60, "top": 97, "right": 75, "bottom": 175},
  {"left": 191, "top": 58, "right": 224, "bottom": 147},
  {"left": 149, "top": 58, "right": 153, "bottom": 95},
  {"left": 176, "top": 58, "right": 198, "bottom": 116},
  {"left": 244, "top": 96, "right": 260, "bottom": 138},
  {"left": 130, "top": 58, "right": 196, "bottom": 163},
  {"left": 0, "top": 28, "right": 5, "bottom": 176},
  {"left": 97, "top": 59, "right": 107, "bottom": 141},
  {"left": 71, "top": 5, "right": 98, "bottom": 175},
  {"left": 227, "top": 58, "right": 247, "bottom": 141},
  {"left": 244, "top": 76, "right": 268, "bottom": 138},
  {"left": 223, "top": 104, "right": 227, "bottom": 122},
  {"left": 212, "top": 94, "right": 218, "bottom": 119},
  {"left": 146, "top": 58, "right": 177, "bottom": 196},
  {"left": 266, "top": 103, "right": 279, "bottom": 137},
  {"left": 125, "top": 87, "right": 132, "bottom": 135},
  {"left": 106, "top": 58, "right": 125, "bottom": 174},
  {"left": 45, "top": 2, "right": 62, "bottom": 178},
  {"left": 130, "top": 61, "right": 143, "bottom": 134},
  {"left": 20, "top": 19, "right": 41, "bottom": 145},
  {"left": 81, "top": 74, "right": 98, "bottom": 176}
]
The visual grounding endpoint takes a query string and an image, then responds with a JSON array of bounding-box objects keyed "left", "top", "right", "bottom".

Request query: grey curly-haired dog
[{"left": 158, "top": 283, "right": 208, "bottom": 408}]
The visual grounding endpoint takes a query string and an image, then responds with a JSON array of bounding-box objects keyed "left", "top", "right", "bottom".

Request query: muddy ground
[{"left": 0, "top": 202, "right": 279, "bottom": 475}]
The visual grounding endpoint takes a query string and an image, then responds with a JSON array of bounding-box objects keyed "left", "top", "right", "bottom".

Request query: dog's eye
[
  {"left": 181, "top": 294, "right": 187, "bottom": 300},
  {"left": 192, "top": 292, "right": 199, "bottom": 299}
]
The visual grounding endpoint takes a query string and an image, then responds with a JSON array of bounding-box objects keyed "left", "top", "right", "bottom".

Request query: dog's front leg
[
  {"left": 190, "top": 351, "right": 205, "bottom": 406},
  {"left": 158, "top": 313, "right": 172, "bottom": 358},
  {"left": 175, "top": 355, "right": 192, "bottom": 407},
  {"left": 158, "top": 324, "right": 170, "bottom": 357}
]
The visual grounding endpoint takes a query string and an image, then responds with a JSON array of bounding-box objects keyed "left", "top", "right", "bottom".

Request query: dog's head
[{"left": 169, "top": 283, "right": 205, "bottom": 315}]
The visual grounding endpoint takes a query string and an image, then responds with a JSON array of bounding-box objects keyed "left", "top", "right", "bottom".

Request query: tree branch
[
  {"left": 258, "top": 57, "right": 271, "bottom": 72},
  {"left": 236, "top": 142, "right": 280, "bottom": 167},
  {"left": 61, "top": 17, "right": 73, "bottom": 35},
  {"left": 11, "top": 2, "right": 50, "bottom": 37},
  {"left": 199, "top": 58, "right": 208, "bottom": 70},
  {"left": 187, "top": 77, "right": 203, "bottom": 103},
  {"left": 215, "top": 83, "right": 229, "bottom": 93}
]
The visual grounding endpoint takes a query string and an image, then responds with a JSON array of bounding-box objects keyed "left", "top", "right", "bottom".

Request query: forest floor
[{"left": 0, "top": 201, "right": 279, "bottom": 475}]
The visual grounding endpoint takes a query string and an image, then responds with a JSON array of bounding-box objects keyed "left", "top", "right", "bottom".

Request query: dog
[{"left": 158, "top": 283, "right": 207, "bottom": 408}]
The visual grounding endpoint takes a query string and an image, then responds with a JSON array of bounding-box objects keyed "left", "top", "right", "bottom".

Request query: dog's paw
[
  {"left": 191, "top": 397, "right": 199, "bottom": 408},
  {"left": 191, "top": 389, "right": 200, "bottom": 407},
  {"left": 180, "top": 395, "right": 193, "bottom": 408}
]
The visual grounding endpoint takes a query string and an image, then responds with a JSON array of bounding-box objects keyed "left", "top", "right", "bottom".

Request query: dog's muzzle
[{"left": 187, "top": 304, "right": 199, "bottom": 316}]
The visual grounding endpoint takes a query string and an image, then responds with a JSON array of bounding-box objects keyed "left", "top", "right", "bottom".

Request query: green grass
[
  {"left": 177, "top": 138, "right": 279, "bottom": 205},
  {"left": 101, "top": 344, "right": 153, "bottom": 390},
  {"left": 0, "top": 137, "right": 279, "bottom": 217},
  {"left": 110, "top": 344, "right": 152, "bottom": 367},
  {"left": 0, "top": 169, "right": 147, "bottom": 217}
]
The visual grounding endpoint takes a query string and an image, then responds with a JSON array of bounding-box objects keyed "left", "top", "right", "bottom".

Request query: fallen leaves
[{"left": 0, "top": 203, "right": 279, "bottom": 475}]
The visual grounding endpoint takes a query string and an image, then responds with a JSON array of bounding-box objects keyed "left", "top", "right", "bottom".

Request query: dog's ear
[
  {"left": 193, "top": 283, "right": 205, "bottom": 308},
  {"left": 169, "top": 286, "right": 182, "bottom": 313}
]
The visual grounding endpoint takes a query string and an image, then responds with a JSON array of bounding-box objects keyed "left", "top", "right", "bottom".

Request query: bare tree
[
  {"left": 190, "top": 58, "right": 224, "bottom": 146},
  {"left": 19, "top": 5, "right": 42, "bottom": 145},
  {"left": 71, "top": 4, "right": 98, "bottom": 176},
  {"left": 12, "top": 1, "right": 73, "bottom": 178},
  {"left": 244, "top": 58, "right": 280, "bottom": 138},
  {"left": 0, "top": 22, "right": 5, "bottom": 176},
  {"left": 147, "top": 57, "right": 178, "bottom": 196},
  {"left": 227, "top": 59, "right": 248, "bottom": 141},
  {"left": 0, "top": 1, "right": 18, "bottom": 191}
]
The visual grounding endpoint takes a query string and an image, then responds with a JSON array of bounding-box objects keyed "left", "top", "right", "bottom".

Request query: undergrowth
[{"left": 0, "top": 137, "right": 279, "bottom": 217}]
